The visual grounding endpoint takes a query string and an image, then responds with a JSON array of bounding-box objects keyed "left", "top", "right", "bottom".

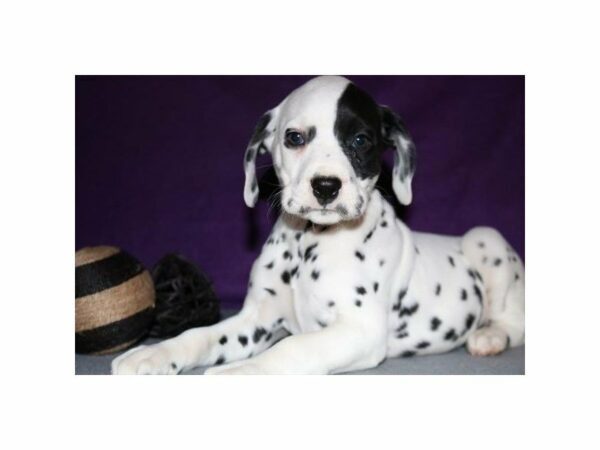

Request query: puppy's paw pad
[{"left": 467, "top": 328, "right": 508, "bottom": 356}]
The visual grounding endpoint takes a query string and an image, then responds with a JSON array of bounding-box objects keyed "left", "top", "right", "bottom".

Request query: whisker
[
  {"left": 266, "top": 188, "right": 283, "bottom": 219},
  {"left": 255, "top": 163, "right": 274, "bottom": 171}
]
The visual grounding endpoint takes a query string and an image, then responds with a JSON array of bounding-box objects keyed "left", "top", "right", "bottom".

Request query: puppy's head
[{"left": 243, "top": 76, "right": 415, "bottom": 224}]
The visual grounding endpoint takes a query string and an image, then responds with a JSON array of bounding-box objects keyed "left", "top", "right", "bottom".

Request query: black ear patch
[
  {"left": 251, "top": 113, "right": 271, "bottom": 144},
  {"left": 380, "top": 106, "right": 416, "bottom": 181},
  {"left": 334, "top": 84, "right": 384, "bottom": 179},
  {"left": 244, "top": 110, "right": 276, "bottom": 207},
  {"left": 379, "top": 105, "right": 416, "bottom": 205},
  {"left": 250, "top": 112, "right": 272, "bottom": 154}
]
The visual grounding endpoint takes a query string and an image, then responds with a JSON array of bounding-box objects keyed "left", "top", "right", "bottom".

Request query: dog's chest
[
  {"left": 281, "top": 201, "right": 405, "bottom": 333},
  {"left": 287, "top": 231, "right": 345, "bottom": 332}
]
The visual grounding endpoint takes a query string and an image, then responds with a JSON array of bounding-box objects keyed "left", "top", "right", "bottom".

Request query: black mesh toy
[{"left": 149, "top": 253, "right": 221, "bottom": 338}]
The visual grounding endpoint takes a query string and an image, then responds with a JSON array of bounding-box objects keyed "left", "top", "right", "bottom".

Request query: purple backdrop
[{"left": 75, "top": 75, "right": 524, "bottom": 308}]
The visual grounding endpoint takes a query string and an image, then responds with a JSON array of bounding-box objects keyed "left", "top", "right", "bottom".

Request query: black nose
[{"left": 311, "top": 176, "right": 342, "bottom": 205}]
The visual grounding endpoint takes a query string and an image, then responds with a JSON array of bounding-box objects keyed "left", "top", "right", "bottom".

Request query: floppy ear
[
  {"left": 243, "top": 108, "right": 279, "bottom": 207},
  {"left": 379, "top": 106, "right": 416, "bottom": 205}
]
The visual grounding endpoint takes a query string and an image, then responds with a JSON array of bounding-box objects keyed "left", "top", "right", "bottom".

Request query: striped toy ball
[{"left": 75, "top": 246, "right": 155, "bottom": 354}]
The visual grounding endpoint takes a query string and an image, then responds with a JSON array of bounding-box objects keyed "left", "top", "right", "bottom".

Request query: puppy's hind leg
[{"left": 461, "top": 227, "right": 525, "bottom": 356}]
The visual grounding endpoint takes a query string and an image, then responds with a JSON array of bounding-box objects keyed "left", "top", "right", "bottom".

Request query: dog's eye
[
  {"left": 285, "top": 131, "right": 305, "bottom": 147},
  {"left": 352, "top": 134, "right": 370, "bottom": 149}
]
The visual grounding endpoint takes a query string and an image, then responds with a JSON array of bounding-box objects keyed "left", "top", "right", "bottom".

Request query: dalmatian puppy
[{"left": 112, "top": 76, "right": 525, "bottom": 375}]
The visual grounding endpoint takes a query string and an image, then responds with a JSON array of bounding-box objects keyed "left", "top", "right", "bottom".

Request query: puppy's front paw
[
  {"left": 111, "top": 344, "right": 181, "bottom": 375},
  {"left": 467, "top": 327, "right": 509, "bottom": 356}
]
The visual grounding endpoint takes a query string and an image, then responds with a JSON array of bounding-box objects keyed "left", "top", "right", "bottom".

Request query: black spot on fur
[
  {"left": 171, "top": 362, "right": 177, "bottom": 370},
  {"left": 373, "top": 282, "right": 379, "bottom": 293},
  {"left": 392, "top": 288, "right": 407, "bottom": 311},
  {"left": 478, "top": 241, "right": 485, "bottom": 248},
  {"left": 336, "top": 205, "right": 348, "bottom": 216},
  {"left": 363, "top": 229, "right": 374, "bottom": 243},
  {"left": 379, "top": 259, "right": 385, "bottom": 266},
  {"left": 245, "top": 147, "right": 255, "bottom": 163},
  {"left": 316, "top": 320, "right": 327, "bottom": 328},
  {"left": 356, "top": 286, "right": 366, "bottom": 295},
  {"left": 328, "top": 300, "right": 335, "bottom": 307},
  {"left": 396, "top": 332, "right": 409, "bottom": 339},
  {"left": 306, "top": 126, "right": 317, "bottom": 144},
  {"left": 238, "top": 335, "right": 248, "bottom": 346},
  {"left": 401, "top": 350, "right": 416, "bottom": 358},
  {"left": 265, "top": 332, "right": 272, "bottom": 341},
  {"left": 399, "top": 303, "right": 419, "bottom": 317},
  {"left": 461, "top": 288, "right": 468, "bottom": 301},
  {"left": 448, "top": 255, "right": 455, "bottom": 267},
  {"left": 215, "top": 355, "right": 226, "bottom": 365},
  {"left": 295, "top": 232, "right": 302, "bottom": 241},
  {"left": 396, "top": 322, "right": 407, "bottom": 333},
  {"left": 264, "top": 287, "right": 276, "bottom": 296},
  {"left": 355, "top": 299, "right": 362, "bottom": 307},
  {"left": 311, "top": 270, "right": 320, "bottom": 280},
  {"left": 265, "top": 261, "right": 274, "bottom": 269},
  {"left": 435, "top": 283, "right": 441, "bottom": 296},
  {"left": 431, "top": 317, "right": 442, "bottom": 331},
  {"left": 356, "top": 195, "right": 365, "bottom": 214},
  {"left": 381, "top": 221, "right": 388, "bottom": 227},
  {"left": 253, "top": 327, "right": 267, "bottom": 343},
  {"left": 444, "top": 329, "right": 458, "bottom": 341},
  {"left": 515, "top": 273, "right": 520, "bottom": 281},
  {"left": 283, "top": 251, "right": 292, "bottom": 260},
  {"left": 290, "top": 265, "right": 299, "bottom": 277},
  {"left": 304, "top": 243, "right": 318, "bottom": 261},
  {"left": 415, "top": 246, "right": 420, "bottom": 255},
  {"left": 465, "top": 313, "right": 475, "bottom": 330},
  {"left": 416, "top": 341, "right": 430, "bottom": 349},
  {"left": 355, "top": 251, "right": 365, "bottom": 261},
  {"left": 219, "top": 335, "right": 227, "bottom": 345},
  {"left": 494, "top": 258, "right": 502, "bottom": 266},
  {"left": 281, "top": 271, "right": 291, "bottom": 284},
  {"left": 473, "top": 284, "right": 483, "bottom": 304}
]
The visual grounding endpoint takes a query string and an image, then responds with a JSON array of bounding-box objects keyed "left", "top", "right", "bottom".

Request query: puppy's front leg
[
  {"left": 112, "top": 225, "right": 298, "bottom": 375},
  {"left": 207, "top": 314, "right": 387, "bottom": 375},
  {"left": 111, "top": 304, "right": 285, "bottom": 374}
]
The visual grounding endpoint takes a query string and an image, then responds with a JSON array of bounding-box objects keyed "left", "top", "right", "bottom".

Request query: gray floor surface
[{"left": 77, "top": 337, "right": 524, "bottom": 375}]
